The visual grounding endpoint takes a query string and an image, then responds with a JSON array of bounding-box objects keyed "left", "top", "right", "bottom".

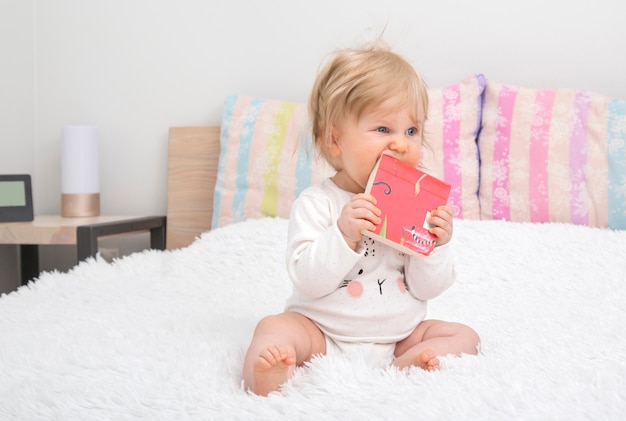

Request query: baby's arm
[
  {"left": 287, "top": 194, "right": 363, "bottom": 298},
  {"left": 405, "top": 243, "right": 456, "bottom": 300}
]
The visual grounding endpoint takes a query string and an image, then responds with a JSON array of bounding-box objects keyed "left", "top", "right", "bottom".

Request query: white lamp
[{"left": 61, "top": 125, "right": 100, "bottom": 217}]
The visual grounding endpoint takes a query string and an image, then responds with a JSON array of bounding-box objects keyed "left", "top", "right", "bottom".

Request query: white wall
[
  {"left": 10, "top": 0, "right": 626, "bottom": 217},
  {"left": 1, "top": 0, "right": 34, "bottom": 293},
  {"left": 1, "top": 0, "right": 625, "bottom": 291}
]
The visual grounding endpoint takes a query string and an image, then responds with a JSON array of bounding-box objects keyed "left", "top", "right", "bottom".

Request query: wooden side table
[{"left": 0, "top": 215, "right": 166, "bottom": 285}]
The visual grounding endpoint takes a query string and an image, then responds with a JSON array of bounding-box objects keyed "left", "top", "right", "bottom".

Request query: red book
[{"left": 362, "top": 154, "right": 451, "bottom": 256}]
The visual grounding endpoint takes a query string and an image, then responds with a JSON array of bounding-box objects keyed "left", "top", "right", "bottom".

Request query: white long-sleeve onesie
[{"left": 285, "top": 178, "right": 456, "bottom": 344}]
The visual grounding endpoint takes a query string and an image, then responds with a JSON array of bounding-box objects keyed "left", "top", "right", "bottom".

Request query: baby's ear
[{"left": 327, "top": 125, "right": 342, "bottom": 157}]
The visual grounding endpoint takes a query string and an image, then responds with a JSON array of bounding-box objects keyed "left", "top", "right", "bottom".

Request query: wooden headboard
[{"left": 166, "top": 126, "right": 220, "bottom": 249}]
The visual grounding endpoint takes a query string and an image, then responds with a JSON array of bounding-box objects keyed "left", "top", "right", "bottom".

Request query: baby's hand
[
  {"left": 337, "top": 193, "right": 381, "bottom": 250},
  {"left": 428, "top": 205, "right": 454, "bottom": 246}
]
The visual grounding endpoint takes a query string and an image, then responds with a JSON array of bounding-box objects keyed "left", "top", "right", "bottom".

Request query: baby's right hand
[{"left": 337, "top": 193, "right": 381, "bottom": 250}]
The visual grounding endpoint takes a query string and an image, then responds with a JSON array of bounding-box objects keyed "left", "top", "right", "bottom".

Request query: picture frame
[{"left": 0, "top": 174, "right": 34, "bottom": 222}]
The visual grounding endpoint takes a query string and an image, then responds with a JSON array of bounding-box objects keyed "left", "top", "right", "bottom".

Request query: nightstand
[{"left": 0, "top": 215, "right": 166, "bottom": 285}]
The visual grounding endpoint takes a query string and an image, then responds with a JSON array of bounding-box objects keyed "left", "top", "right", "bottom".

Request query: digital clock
[{"left": 0, "top": 174, "right": 34, "bottom": 222}]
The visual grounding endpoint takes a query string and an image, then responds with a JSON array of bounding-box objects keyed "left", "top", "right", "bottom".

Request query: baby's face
[{"left": 329, "top": 99, "right": 424, "bottom": 193}]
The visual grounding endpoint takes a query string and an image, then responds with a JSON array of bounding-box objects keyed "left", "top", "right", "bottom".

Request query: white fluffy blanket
[{"left": 1, "top": 218, "right": 625, "bottom": 420}]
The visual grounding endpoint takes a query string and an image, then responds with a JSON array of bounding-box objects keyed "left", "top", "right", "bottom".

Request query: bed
[{"left": 2, "top": 78, "right": 626, "bottom": 419}]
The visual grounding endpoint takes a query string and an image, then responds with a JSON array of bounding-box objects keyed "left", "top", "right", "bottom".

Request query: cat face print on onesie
[{"left": 339, "top": 237, "right": 409, "bottom": 299}]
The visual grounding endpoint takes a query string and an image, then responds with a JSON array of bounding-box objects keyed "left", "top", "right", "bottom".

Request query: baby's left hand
[{"left": 428, "top": 205, "right": 454, "bottom": 246}]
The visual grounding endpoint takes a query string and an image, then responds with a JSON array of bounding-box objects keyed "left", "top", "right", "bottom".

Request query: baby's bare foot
[
  {"left": 252, "top": 346, "right": 297, "bottom": 396},
  {"left": 416, "top": 349, "right": 440, "bottom": 371},
  {"left": 392, "top": 348, "right": 440, "bottom": 371}
]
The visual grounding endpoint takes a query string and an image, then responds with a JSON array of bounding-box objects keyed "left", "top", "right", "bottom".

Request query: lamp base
[{"left": 61, "top": 193, "right": 100, "bottom": 217}]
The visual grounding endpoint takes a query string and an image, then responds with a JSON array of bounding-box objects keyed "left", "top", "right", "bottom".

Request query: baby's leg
[
  {"left": 392, "top": 320, "right": 479, "bottom": 371},
  {"left": 243, "top": 311, "right": 325, "bottom": 396}
]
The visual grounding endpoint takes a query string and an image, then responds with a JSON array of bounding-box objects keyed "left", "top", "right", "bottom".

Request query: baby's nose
[{"left": 389, "top": 135, "right": 408, "bottom": 152}]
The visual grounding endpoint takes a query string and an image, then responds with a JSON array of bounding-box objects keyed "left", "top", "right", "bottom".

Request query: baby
[{"left": 243, "top": 44, "right": 480, "bottom": 396}]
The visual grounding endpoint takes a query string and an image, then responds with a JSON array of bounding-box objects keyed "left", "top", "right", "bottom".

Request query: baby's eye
[
  {"left": 405, "top": 127, "right": 417, "bottom": 136},
  {"left": 376, "top": 127, "right": 389, "bottom": 134}
]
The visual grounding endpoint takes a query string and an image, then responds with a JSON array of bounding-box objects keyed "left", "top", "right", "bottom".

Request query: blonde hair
[{"left": 308, "top": 44, "right": 429, "bottom": 163}]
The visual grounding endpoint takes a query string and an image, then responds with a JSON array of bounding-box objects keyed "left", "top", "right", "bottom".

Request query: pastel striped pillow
[
  {"left": 212, "top": 95, "right": 333, "bottom": 228},
  {"left": 422, "top": 74, "right": 485, "bottom": 219},
  {"left": 478, "top": 80, "right": 626, "bottom": 229}
]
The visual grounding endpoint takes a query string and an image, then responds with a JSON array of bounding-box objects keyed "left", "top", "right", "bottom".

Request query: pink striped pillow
[
  {"left": 422, "top": 74, "right": 485, "bottom": 219},
  {"left": 478, "top": 80, "right": 626, "bottom": 228},
  {"left": 213, "top": 76, "right": 485, "bottom": 228}
]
